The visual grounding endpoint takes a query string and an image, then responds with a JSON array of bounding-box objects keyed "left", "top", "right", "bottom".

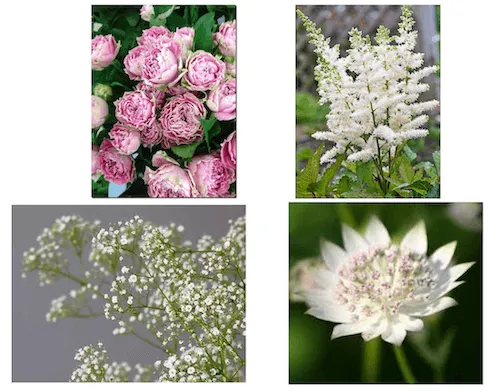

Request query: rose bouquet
[{"left": 91, "top": 5, "right": 236, "bottom": 198}]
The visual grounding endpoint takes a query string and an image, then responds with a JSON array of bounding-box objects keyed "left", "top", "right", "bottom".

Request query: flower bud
[{"left": 93, "top": 84, "right": 113, "bottom": 101}]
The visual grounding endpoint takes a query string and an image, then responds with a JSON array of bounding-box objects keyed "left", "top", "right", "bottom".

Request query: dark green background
[{"left": 289, "top": 203, "right": 482, "bottom": 383}]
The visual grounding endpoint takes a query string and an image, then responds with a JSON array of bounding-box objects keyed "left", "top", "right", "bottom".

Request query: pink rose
[
  {"left": 144, "top": 152, "right": 196, "bottom": 197},
  {"left": 115, "top": 90, "right": 155, "bottom": 131},
  {"left": 173, "top": 27, "right": 195, "bottom": 61},
  {"left": 98, "top": 139, "right": 136, "bottom": 185},
  {"left": 188, "top": 153, "right": 233, "bottom": 197},
  {"left": 225, "top": 59, "right": 236, "bottom": 77},
  {"left": 136, "top": 81, "right": 167, "bottom": 107},
  {"left": 142, "top": 41, "right": 183, "bottom": 88},
  {"left": 214, "top": 20, "right": 236, "bottom": 57},
  {"left": 91, "top": 145, "right": 101, "bottom": 180},
  {"left": 140, "top": 5, "right": 155, "bottom": 22},
  {"left": 206, "top": 78, "right": 236, "bottom": 121},
  {"left": 160, "top": 93, "right": 207, "bottom": 146},
  {"left": 92, "top": 95, "right": 108, "bottom": 128},
  {"left": 124, "top": 45, "right": 148, "bottom": 80},
  {"left": 183, "top": 51, "right": 225, "bottom": 91},
  {"left": 137, "top": 26, "right": 172, "bottom": 46},
  {"left": 220, "top": 131, "right": 236, "bottom": 174},
  {"left": 92, "top": 35, "right": 120, "bottom": 70},
  {"left": 109, "top": 123, "right": 141, "bottom": 155},
  {"left": 141, "top": 121, "right": 163, "bottom": 146}
]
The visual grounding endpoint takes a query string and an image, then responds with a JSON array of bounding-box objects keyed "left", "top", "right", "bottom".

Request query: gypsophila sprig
[
  {"left": 296, "top": 6, "right": 440, "bottom": 198},
  {"left": 22, "top": 214, "right": 246, "bottom": 382}
]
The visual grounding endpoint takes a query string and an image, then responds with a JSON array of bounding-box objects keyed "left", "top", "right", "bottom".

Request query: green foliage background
[{"left": 289, "top": 203, "right": 482, "bottom": 383}]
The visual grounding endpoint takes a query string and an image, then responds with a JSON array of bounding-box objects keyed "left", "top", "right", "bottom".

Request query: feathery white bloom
[
  {"left": 298, "top": 6, "right": 439, "bottom": 164},
  {"left": 303, "top": 217, "right": 474, "bottom": 346}
]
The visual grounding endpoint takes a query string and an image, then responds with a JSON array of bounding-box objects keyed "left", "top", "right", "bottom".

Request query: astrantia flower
[{"left": 303, "top": 217, "right": 474, "bottom": 345}]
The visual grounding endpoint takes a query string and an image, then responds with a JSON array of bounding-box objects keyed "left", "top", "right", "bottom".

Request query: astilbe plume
[
  {"left": 22, "top": 215, "right": 246, "bottom": 382},
  {"left": 297, "top": 6, "right": 439, "bottom": 165}
]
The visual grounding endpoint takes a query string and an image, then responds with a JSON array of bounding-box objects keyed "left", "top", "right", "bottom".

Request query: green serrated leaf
[
  {"left": 194, "top": 12, "right": 215, "bottom": 51},
  {"left": 398, "top": 156, "right": 415, "bottom": 184},
  {"left": 316, "top": 153, "right": 345, "bottom": 196},
  {"left": 356, "top": 161, "right": 375, "bottom": 186},
  {"left": 335, "top": 175, "right": 352, "bottom": 195},
  {"left": 296, "top": 144, "right": 323, "bottom": 198},
  {"left": 411, "top": 180, "right": 433, "bottom": 195},
  {"left": 404, "top": 145, "right": 417, "bottom": 162},
  {"left": 171, "top": 141, "right": 202, "bottom": 159},
  {"left": 426, "top": 184, "right": 440, "bottom": 198}
]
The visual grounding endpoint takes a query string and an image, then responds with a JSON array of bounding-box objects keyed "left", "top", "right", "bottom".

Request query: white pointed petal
[
  {"left": 443, "top": 262, "right": 475, "bottom": 284},
  {"left": 342, "top": 224, "right": 369, "bottom": 255},
  {"left": 381, "top": 323, "right": 407, "bottom": 346},
  {"left": 428, "top": 280, "right": 464, "bottom": 301},
  {"left": 320, "top": 239, "right": 348, "bottom": 271},
  {"left": 365, "top": 216, "right": 391, "bottom": 247},
  {"left": 401, "top": 221, "right": 427, "bottom": 254},
  {"left": 361, "top": 318, "right": 388, "bottom": 341},
  {"left": 309, "top": 268, "right": 337, "bottom": 289},
  {"left": 398, "top": 314, "right": 424, "bottom": 332},
  {"left": 407, "top": 296, "right": 458, "bottom": 317},
  {"left": 331, "top": 320, "right": 372, "bottom": 340},
  {"left": 430, "top": 241, "right": 457, "bottom": 270},
  {"left": 306, "top": 305, "right": 352, "bottom": 324}
]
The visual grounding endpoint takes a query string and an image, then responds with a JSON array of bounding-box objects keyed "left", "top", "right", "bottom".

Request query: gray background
[{"left": 12, "top": 205, "right": 244, "bottom": 382}]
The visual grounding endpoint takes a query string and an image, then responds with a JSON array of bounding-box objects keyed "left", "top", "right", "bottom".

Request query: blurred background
[
  {"left": 289, "top": 203, "right": 482, "bottom": 383},
  {"left": 296, "top": 5, "right": 441, "bottom": 171},
  {"left": 12, "top": 205, "right": 244, "bottom": 381}
]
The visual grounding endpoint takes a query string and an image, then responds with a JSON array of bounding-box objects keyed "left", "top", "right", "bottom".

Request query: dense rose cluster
[{"left": 92, "top": 9, "right": 236, "bottom": 197}]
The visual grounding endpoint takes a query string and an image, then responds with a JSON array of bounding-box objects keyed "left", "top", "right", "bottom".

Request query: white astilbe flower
[
  {"left": 298, "top": 6, "right": 439, "bottom": 164},
  {"left": 303, "top": 217, "right": 474, "bottom": 346}
]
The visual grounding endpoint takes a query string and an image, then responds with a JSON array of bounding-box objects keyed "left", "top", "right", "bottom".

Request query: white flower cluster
[
  {"left": 298, "top": 6, "right": 439, "bottom": 164},
  {"left": 23, "top": 214, "right": 246, "bottom": 382}
]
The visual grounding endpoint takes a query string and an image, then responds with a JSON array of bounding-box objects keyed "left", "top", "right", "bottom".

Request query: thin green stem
[
  {"left": 393, "top": 345, "right": 416, "bottom": 383},
  {"left": 361, "top": 339, "right": 381, "bottom": 382}
]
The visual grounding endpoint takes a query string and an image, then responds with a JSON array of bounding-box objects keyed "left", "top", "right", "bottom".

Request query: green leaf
[
  {"left": 411, "top": 180, "right": 433, "bottom": 195},
  {"left": 166, "top": 13, "right": 187, "bottom": 30},
  {"left": 426, "top": 184, "right": 440, "bottom": 198},
  {"left": 341, "top": 191, "right": 383, "bottom": 198},
  {"left": 171, "top": 141, "right": 202, "bottom": 159},
  {"left": 296, "top": 148, "right": 313, "bottom": 161},
  {"left": 154, "top": 5, "right": 174, "bottom": 15},
  {"left": 199, "top": 115, "right": 218, "bottom": 152},
  {"left": 433, "top": 150, "right": 441, "bottom": 174},
  {"left": 194, "top": 12, "right": 215, "bottom": 51},
  {"left": 316, "top": 153, "right": 345, "bottom": 196},
  {"left": 414, "top": 161, "right": 437, "bottom": 179},
  {"left": 404, "top": 145, "right": 417, "bottom": 162},
  {"left": 398, "top": 156, "right": 415, "bottom": 184},
  {"left": 125, "top": 11, "right": 140, "bottom": 27},
  {"left": 296, "top": 144, "right": 323, "bottom": 198},
  {"left": 335, "top": 175, "right": 352, "bottom": 195},
  {"left": 356, "top": 161, "right": 375, "bottom": 186}
]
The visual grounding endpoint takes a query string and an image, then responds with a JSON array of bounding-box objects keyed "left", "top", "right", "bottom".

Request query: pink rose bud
[
  {"left": 173, "top": 27, "right": 195, "bottom": 61},
  {"left": 183, "top": 51, "right": 225, "bottom": 91},
  {"left": 141, "top": 121, "right": 163, "bottom": 147},
  {"left": 214, "top": 20, "right": 236, "bottom": 57},
  {"left": 206, "top": 78, "right": 236, "bottom": 121},
  {"left": 92, "top": 95, "right": 108, "bottom": 128},
  {"left": 109, "top": 123, "right": 141, "bottom": 155},
  {"left": 124, "top": 45, "right": 148, "bottom": 81},
  {"left": 188, "top": 153, "right": 234, "bottom": 197},
  {"left": 91, "top": 145, "right": 101, "bottom": 180},
  {"left": 115, "top": 90, "right": 156, "bottom": 131},
  {"left": 225, "top": 59, "right": 236, "bottom": 77},
  {"left": 98, "top": 139, "right": 136, "bottom": 185},
  {"left": 140, "top": 5, "right": 155, "bottom": 22},
  {"left": 142, "top": 41, "right": 183, "bottom": 88},
  {"left": 92, "top": 34, "right": 120, "bottom": 70},
  {"left": 144, "top": 152, "right": 196, "bottom": 197},
  {"left": 136, "top": 81, "right": 167, "bottom": 108},
  {"left": 220, "top": 131, "right": 236, "bottom": 173},
  {"left": 160, "top": 93, "right": 207, "bottom": 146},
  {"left": 137, "top": 26, "right": 173, "bottom": 46}
]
